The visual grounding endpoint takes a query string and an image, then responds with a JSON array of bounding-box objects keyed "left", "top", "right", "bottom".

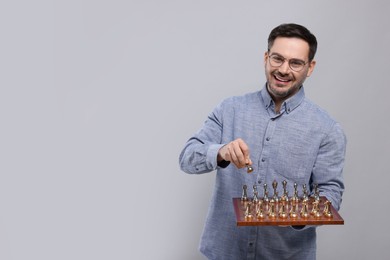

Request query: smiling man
[{"left": 179, "top": 23, "right": 346, "bottom": 260}]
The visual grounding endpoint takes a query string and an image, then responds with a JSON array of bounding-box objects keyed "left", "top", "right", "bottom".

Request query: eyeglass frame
[{"left": 267, "top": 52, "right": 309, "bottom": 72}]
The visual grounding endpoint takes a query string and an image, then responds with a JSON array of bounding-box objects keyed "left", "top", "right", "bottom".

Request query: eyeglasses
[{"left": 268, "top": 53, "right": 308, "bottom": 72}]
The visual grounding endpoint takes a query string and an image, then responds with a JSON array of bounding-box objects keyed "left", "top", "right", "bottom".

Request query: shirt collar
[{"left": 260, "top": 83, "right": 306, "bottom": 114}]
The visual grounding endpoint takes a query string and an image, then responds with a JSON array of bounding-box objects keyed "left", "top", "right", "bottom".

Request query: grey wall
[{"left": 1, "top": 0, "right": 389, "bottom": 259}]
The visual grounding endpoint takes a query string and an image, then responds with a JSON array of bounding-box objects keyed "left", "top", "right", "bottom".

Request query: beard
[{"left": 266, "top": 71, "right": 303, "bottom": 101}]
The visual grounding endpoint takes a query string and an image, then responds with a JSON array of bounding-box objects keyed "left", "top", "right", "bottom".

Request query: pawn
[
  {"left": 245, "top": 202, "right": 253, "bottom": 220},
  {"left": 256, "top": 201, "right": 265, "bottom": 219},
  {"left": 300, "top": 198, "right": 310, "bottom": 218},
  {"left": 290, "top": 199, "right": 299, "bottom": 218},
  {"left": 279, "top": 200, "right": 288, "bottom": 219},
  {"left": 268, "top": 199, "right": 277, "bottom": 218}
]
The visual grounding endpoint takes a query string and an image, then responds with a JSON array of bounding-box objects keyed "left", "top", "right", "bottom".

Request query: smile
[{"left": 274, "top": 74, "right": 292, "bottom": 83}]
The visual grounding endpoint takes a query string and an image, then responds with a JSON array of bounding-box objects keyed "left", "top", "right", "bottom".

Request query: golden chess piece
[
  {"left": 272, "top": 180, "right": 279, "bottom": 203},
  {"left": 244, "top": 202, "right": 253, "bottom": 220},
  {"left": 323, "top": 200, "right": 333, "bottom": 218},
  {"left": 241, "top": 185, "right": 248, "bottom": 201},
  {"left": 252, "top": 185, "right": 259, "bottom": 205},
  {"left": 289, "top": 199, "right": 299, "bottom": 218},
  {"left": 300, "top": 198, "right": 310, "bottom": 218},
  {"left": 246, "top": 164, "right": 253, "bottom": 173},
  {"left": 268, "top": 199, "right": 277, "bottom": 218},
  {"left": 256, "top": 201, "right": 265, "bottom": 219},
  {"left": 279, "top": 200, "right": 288, "bottom": 219},
  {"left": 311, "top": 200, "right": 321, "bottom": 218}
]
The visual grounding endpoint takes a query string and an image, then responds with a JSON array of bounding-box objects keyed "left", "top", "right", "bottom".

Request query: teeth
[{"left": 275, "top": 75, "right": 290, "bottom": 82}]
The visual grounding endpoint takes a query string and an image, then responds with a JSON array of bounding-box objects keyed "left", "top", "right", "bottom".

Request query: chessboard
[{"left": 233, "top": 196, "right": 344, "bottom": 226}]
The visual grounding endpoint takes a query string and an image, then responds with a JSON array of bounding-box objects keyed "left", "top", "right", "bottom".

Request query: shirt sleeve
[
  {"left": 312, "top": 122, "right": 347, "bottom": 211},
  {"left": 179, "top": 101, "right": 228, "bottom": 174}
]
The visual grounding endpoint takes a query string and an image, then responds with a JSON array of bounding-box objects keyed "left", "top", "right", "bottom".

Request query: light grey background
[{"left": 1, "top": 0, "right": 389, "bottom": 259}]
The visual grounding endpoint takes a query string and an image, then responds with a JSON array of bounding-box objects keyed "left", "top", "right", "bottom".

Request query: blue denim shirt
[{"left": 179, "top": 85, "right": 346, "bottom": 260}]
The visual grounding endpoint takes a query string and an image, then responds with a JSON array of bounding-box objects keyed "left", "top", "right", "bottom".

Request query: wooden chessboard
[{"left": 233, "top": 196, "right": 344, "bottom": 226}]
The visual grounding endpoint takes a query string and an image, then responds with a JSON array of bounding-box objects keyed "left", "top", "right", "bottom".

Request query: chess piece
[
  {"left": 312, "top": 183, "right": 320, "bottom": 201},
  {"left": 292, "top": 182, "right": 299, "bottom": 202},
  {"left": 256, "top": 201, "right": 265, "bottom": 219},
  {"left": 279, "top": 200, "right": 288, "bottom": 219},
  {"left": 246, "top": 164, "right": 254, "bottom": 173},
  {"left": 241, "top": 185, "right": 248, "bottom": 201},
  {"left": 245, "top": 202, "right": 253, "bottom": 220},
  {"left": 272, "top": 180, "right": 279, "bottom": 203},
  {"left": 263, "top": 183, "right": 269, "bottom": 203},
  {"left": 281, "top": 180, "right": 289, "bottom": 203},
  {"left": 289, "top": 199, "right": 299, "bottom": 218},
  {"left": 323, "top": 200, "right": 333, "bottom": 218},
  {"left": 253, "top": 185, "right": 259, "bottom": 204},
  {"left": 300, "top": 198, "right": 310, "bottom": 218},
  {"left": 311, "top": 200, "right": 321, "bottom": 218},
  {"left": 302, "top": 184, "right": 308, "bottom": 201},
  {"left": 268, "top": 199, "right": 277, "bottom": 218}
]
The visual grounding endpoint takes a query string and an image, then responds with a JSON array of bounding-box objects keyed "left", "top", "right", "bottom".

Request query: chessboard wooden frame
[{"left": 233, "top": 196, "right": 344, "bottom": 226}]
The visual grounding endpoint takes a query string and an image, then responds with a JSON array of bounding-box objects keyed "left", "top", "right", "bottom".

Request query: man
[{"left": 179, "top": 23, "right": 346, "bottom": 260}]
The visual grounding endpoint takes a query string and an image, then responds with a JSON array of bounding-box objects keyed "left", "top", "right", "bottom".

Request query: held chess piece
[
  {"left": 241, "top": 185, "right": 248, "bottom": 201},
  {"left": 300, "top": 198, "right": 310, "bottom": 218},
  {"left": 272, "top": 180, "right": 279, "bottom": 203},
  {"left": 323, "top": 200, "right": 333, "bottom": 218},
  {"left": 246, "top": 164, "right": 254, "bottom": 173}
]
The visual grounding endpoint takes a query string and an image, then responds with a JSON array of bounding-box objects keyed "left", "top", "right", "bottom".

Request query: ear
[
  {"left": 306, "top": 60, "right": 316, "bottom": 77},
  {"left": 264, "top": 51, "right": 268, "bottom": 66}
]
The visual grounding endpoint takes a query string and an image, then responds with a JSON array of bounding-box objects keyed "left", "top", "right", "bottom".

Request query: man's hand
[{"left": 217, "top": 138, "right": 252, "bottom": 169}]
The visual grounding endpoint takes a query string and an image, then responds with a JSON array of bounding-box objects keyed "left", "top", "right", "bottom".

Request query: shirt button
[
  {"left": 266, "top": 137, "right": 270, "bottom": 141},
  {"left": 261, "top": 158, "right": 265, "bottom": 162},
  {"left": 249, "top": 242, "right": 253, "bottom": 246}
]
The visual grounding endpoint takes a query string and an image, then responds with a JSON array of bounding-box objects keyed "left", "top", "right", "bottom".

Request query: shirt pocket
[{"left": 274, "top": 144, "right": 313, "bottom": 182}]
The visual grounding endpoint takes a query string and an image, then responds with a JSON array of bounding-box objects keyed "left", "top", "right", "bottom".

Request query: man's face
[{"left": 264, "top": 37, "right": 316, "bottom": 103}]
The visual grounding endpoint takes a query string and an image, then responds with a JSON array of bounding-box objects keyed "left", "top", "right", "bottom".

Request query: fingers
[{"left": 218, "top": 138, "right": 251, "bottom": 169}]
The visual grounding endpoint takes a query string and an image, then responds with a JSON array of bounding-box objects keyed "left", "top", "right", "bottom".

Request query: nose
[{"left": 278, "top": 60, "right": 291, "bottom": 74}]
